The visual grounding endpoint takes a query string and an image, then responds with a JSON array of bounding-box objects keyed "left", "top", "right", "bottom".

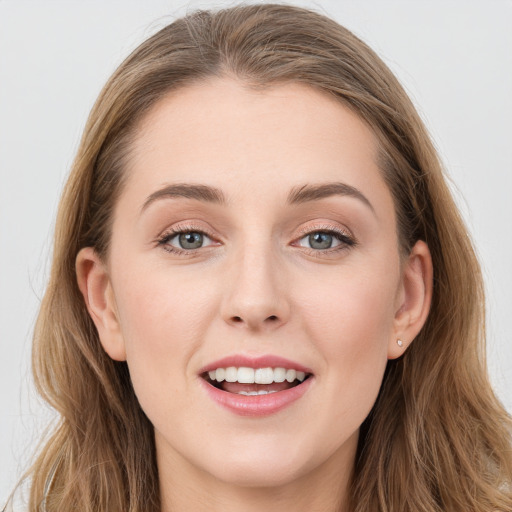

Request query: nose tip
[
  {"left": 225, "top": 299, "right": 289, "bottom": 331},
  {"left": 221, "top": 253, "right": 290, "bottom": 331}
]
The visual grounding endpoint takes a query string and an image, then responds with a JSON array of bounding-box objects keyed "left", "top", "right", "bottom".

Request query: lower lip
[{"left": 199, "top": 377, "right": 314, "bottom": 417}]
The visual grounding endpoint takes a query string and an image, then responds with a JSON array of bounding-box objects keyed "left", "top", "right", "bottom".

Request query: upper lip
[{"left": 199, "top": 354, "right": 313, "bottom": 374}]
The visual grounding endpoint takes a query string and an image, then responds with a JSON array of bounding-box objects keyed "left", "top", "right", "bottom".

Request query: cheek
[
  {"left": 300, "top": 261, "right": 398, "bottom": 348},
  {"left": 111, "top": 266, "right": 219, "bottom": 401},
  {"left": 297, "top": 261, "right": 398, "bottom": 419},
  {"left": 116, "top": 265, "right": 216, "bottom": 342}
]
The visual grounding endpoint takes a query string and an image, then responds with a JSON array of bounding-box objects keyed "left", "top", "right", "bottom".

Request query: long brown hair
[{"left": 19, "top": 4, "right": 512, "bottom": 511}]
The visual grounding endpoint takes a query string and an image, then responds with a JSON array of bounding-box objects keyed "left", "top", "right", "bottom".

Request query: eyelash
[
  {"left": 156, "top": 224, "right": 218, "bottom": 256},
  {"left": 156, "top": 224, "right": 357, "bottom": 257},
  {"left": 293, "top": 224, "right": 357, "bottom": 256}
]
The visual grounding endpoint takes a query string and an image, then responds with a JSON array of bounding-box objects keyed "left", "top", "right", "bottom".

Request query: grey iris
[
  {"left": 309, "top": 232, "right": 333, "bottom": 249},
  {"left": 179, "top": 232, "right": 203, "bottom": 249}
]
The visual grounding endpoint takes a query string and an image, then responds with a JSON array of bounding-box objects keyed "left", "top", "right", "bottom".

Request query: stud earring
[{"left": 397, "top": 339, "right": 404, "bottom": 347}]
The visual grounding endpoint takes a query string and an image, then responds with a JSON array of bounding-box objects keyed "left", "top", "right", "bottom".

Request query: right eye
[
  {"left": 174, "top": 231, "right": 208, "bottom": 250},
  {"left": 293, "top": 228, "right": 356, "bottom": 253},
  {"left": 298, "top": 231, "right": 342, "bottom": 250},
  {"left": 158, "top": 229, "right": 217, "bottom": 253}
]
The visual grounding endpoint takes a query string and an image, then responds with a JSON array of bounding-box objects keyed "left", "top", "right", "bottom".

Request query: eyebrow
[
  {"left": 141, "top": 181, "right": 374, "bottom": 214},
  {"left": 141, "top": 183, "right": 226, "bottom": 212},
  {"left": 287, "top": 182, "right": 375, "bottom": 213}
]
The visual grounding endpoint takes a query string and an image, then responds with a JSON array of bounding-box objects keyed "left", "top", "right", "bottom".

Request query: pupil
[
  {"left": 309, "top": 232, "right": 332, "bottom": 249},
  {"left": 179, "top": 232, "right": 203, "bottom": 249}
]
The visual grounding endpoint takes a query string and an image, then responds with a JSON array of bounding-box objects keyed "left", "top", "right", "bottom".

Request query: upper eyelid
[
  {"left": 294, "top": 223, "right": 355, "bottom": 240},
  {"left": 155, "top": 221, "right": 356, "bottom": 244},
  {"left": 158, "top": 222, "right": 217, "bottom": 238}
]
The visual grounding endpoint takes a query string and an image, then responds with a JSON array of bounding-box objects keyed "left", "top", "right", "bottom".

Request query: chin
[
  {"left": 212, "top": 458, "right": 308, "bottom": 489},
  {"left": 196, "top": 436, "right": 322, "bottom": 489}
]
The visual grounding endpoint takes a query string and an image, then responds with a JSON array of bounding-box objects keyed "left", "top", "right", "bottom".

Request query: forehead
[{"left": 122, "top": 77, "right": 392, "bottom": 215}]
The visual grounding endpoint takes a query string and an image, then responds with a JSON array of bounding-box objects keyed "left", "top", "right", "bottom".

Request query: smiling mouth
[{"left": 202, "top": 367, "right": 312, "bottom": 395}]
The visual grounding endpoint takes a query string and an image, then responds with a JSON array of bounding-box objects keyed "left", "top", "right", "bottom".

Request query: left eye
[
  {"left": 297, "top": 231, "right": 346, "bottom": 250},
  {"left": 166, "top": 231, "right": 215, "bottom": 250}
]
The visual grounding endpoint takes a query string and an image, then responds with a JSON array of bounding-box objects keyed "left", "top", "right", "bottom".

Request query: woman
[{"left": 5, "top": 3, "right": 512, "bottom": 511}]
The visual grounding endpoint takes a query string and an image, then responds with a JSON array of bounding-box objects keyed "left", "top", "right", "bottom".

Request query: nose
[{"left": 220, "top": 243, "right": 291, "bottom": 332}]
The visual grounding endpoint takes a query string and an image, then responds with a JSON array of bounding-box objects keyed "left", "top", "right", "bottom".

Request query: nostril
[{"left": 228, "top": 314, "right": 280, "bottom": 326}]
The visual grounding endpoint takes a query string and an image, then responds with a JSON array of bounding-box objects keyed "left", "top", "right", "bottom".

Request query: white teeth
[
  {"left": 237, "top": 390, "right": 278, "bottom": 395},
  {"left": 225, "top": 367, "right": 237, "bottom": 382},
  {"left": 254, "top": 367, "right": 274, "bottom": 384},
  {"left": 237, "top": 367, "right": 255, "bottom": 384},
  {"left": 207, "top": 366, "right": 308, "bottom": 384},
  {"left": 273, "top": 367, "right": 286, "bottom": 382},
  {"left": 285, "top": 369, "right": 297, "bottom": 382}
]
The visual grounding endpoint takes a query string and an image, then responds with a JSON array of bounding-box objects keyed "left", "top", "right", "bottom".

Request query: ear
[
  {"left": 388, "top": 240, "right": 433, "bottom": 359},
  {"left": 76, "top": 247, "right": 126, "bottom": 361}
]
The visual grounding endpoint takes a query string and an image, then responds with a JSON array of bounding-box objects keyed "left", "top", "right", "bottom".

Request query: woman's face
[{"left": 81, "top": 78, "right": 430, "bottom": 491}]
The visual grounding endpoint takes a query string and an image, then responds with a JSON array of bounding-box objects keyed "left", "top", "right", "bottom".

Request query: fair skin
[{"left": 77, "top": 78, "right": 432, "bottom": 512}]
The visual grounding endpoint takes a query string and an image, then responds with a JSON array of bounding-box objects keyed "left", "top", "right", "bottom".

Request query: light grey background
[{"left": 1, "top": 0, "right": 511, "bottom": 500}]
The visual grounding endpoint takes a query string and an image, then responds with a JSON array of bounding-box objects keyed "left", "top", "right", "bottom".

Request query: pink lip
[
  {"left": 199, "top": 375, "right": 314, "bottom": 417},
  {"left": 199, "top": 354, "right": 313, "bottom": 374},
  {"left": 198, "top": 354, "right": 314, "bottom": 417}
]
